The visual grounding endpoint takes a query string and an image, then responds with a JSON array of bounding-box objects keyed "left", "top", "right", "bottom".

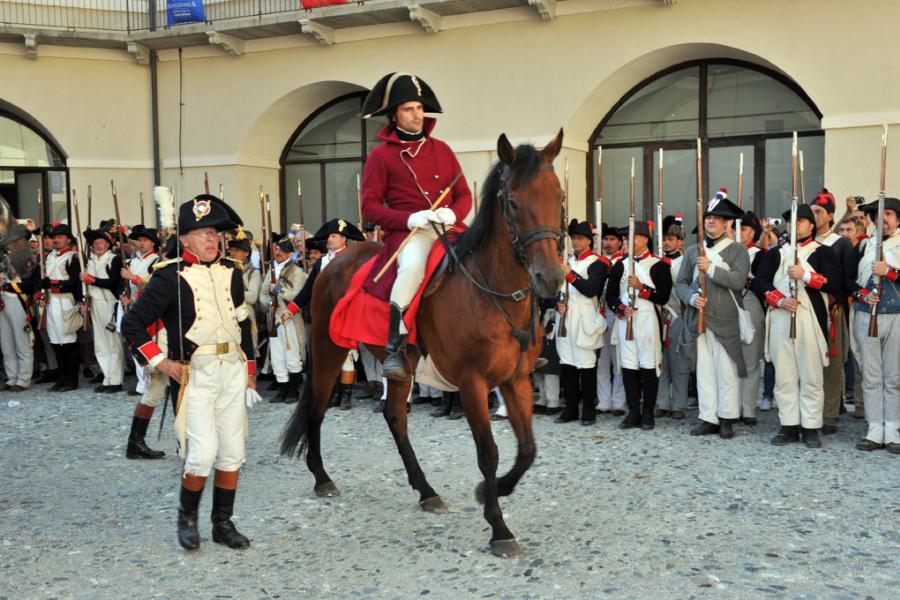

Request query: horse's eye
[{"left": 508, "top": 200, "right": 519, "bottom": 211}]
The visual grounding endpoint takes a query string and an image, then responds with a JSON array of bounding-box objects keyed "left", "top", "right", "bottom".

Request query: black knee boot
[
  {"left": 60, "top": 343, "right": 79, "bottom": 391},
  {"left": 448, "top": 392, "right": 463, "bottom": 420},
  {"left": 284, "top": 372, "right": 301, "bottom": 404},
  {"left": 639, "top": 368, "right": 659, "bottom": 429},
  {"left": 620, "top": 368, "right": 642, "bottom": 428},
  {"left": 580, "top": 367, "right": 597, "bottom": 424},
  {"left": 555, "top": 365, "right": 580, "bottom": 423},
  {"left": 211, "top": 486, "right": 250, "bottom": 549},
  {"left": 339, "top": 383, "right": 352, "bottom": 410},
  {"left": 49, "top": 344, "right": 66, "bottom": 391},
  {"left": 431, "top": 392, "right": 453, "bottom": 417},
  {"left": 127, "top": 416, "right": 165, "bottom": 459},
  {"left": 382, "top": 303, "right": 408, "bottom": 381},
  {"left": 178, "top": 481, "right": 204, "bottom": 550}
]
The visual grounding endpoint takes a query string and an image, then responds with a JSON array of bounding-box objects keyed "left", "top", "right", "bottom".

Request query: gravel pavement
[{"left": 1, "top": 384, "right": 898, "bottom": 599}]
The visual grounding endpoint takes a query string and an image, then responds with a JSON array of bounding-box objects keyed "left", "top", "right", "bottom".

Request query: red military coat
[{"left": 361, "top": 117, "right": 472, "bottom": 300}]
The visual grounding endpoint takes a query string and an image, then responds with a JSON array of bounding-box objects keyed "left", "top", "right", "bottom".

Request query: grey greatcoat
[{"left": 674, "top": 239, "right": 751, "bottom": 377}]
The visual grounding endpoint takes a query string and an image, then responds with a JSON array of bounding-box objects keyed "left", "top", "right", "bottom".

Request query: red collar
[
  {"left": 800, "top": 237, "right": 816, "bottom": 247},
  {"left": 746, "top": 241, "right": 755, "bottom": 249},
  {"left": 856, "top": 234, "right": 869, "bottom": 243},
  {"left": 636, "top": 249, "right": 651, "bottom": 261},
  {"left": 610, "top": 250, "right": 623, "bottom": 261},
  {"left": 181, "top": 249, "right": 221, "bottom": 265},
  {"left": 377, "top": 117, "right": 437, "bottom": 145},
  {"left": 576, "top": 248, "right": 593, "bottom": 261},
  {"left": 142, "top": 251, "right": 158, "bottom": 260},
  {"left": 57, "top": 246, "right": 75, "bottom": 256}
]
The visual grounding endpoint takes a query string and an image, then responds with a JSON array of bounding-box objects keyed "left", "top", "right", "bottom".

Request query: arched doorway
[
  {"left": 279, "top": 92, "right": 388, "bottom": 232},
  {"left": 589, "top": 60, "right": 822, "bottom": 234},
  {"left": 0, "top": 105, "right": 69, "bottom": 224}
]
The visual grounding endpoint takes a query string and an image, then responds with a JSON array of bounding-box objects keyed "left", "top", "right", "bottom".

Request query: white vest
[
  {"left": 87, "top": 251, "right": 117, "bottom": 302},
  {"left": 181, "top": 263, "right": 242, "bottom": 348},
  {"left": 129, "top": 251, "right": 159, "bottom": 297}
]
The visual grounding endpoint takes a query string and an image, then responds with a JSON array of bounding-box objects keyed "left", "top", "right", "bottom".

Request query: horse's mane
[{"left": 454, "top": 144, "right": 543, "bottom": 257}]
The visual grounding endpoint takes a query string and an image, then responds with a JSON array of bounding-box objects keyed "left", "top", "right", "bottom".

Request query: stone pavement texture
[{"left": 1, "top": 386, "right": 898, "bottom": 599}]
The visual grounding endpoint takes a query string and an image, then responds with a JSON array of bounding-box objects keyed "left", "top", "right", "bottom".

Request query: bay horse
[{"left": 281, "top": 130, "right": 566, "bottom": 557}]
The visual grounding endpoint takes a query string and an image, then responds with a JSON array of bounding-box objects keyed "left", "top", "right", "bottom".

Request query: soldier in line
[
  {"left": 80, "top": 226, "right": 124, "bottom": 393},
  {"left": 674, "top": 190, "right": 750, "bottom": 440},
  {"left": 227, "top": 232, "right": 262, "bottom": 359},
  {"left": 0, "top": 225, "right": 35, "bottom": 391},
  {"left": 122, "top": 194, "right": 259, "bottom": 551},
  {"left": 40, "top": 223, "right": 83, "bottom": 392},
  {"left": 753, "top": 204, "right": 840, "bottom": 449},
  {"left": 737, "top": 211, "right": 767, "bottom": 426},
  {"left": 655, "top": 215, "right": 689, "bottom": 420},
  {"left": 606, "top": 221, "right": 672, "bottom": 430},
  {"left": 596, "top": 225, "right": 627, "bottom": 416}
]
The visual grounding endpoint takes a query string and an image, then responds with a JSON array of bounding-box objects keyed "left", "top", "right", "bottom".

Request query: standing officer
[
  {"left": 122, "top": 194, "right": 259, "bottom": 551},
  {"left": 674, "top": 190, "right": 749, "bottom": 440},
  {"left": 359, "top": 72, "right": 472, "bottom": 380},
  {"left": 554, "top": 219, "right": 609, "bottom": 426},
  {"left": 606, "top": 221, "right": 672, "bottom": 430}
]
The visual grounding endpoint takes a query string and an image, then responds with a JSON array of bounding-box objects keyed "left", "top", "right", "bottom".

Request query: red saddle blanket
[{"left": 330, "top": 240, "right": 449, "bottom": 350}]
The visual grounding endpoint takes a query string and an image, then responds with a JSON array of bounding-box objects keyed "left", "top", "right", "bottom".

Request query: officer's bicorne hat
[
  {"left": 662, "top": 214, "right": 685, "bottom": 239},
  {"left": 704, "top": 188, "right": 743, "bottom": 220},
  {"left": 178, "top": 194, "right": 242, "bottom": 234},
  {"left": 362, "top": 73, "right": 442, "bottom": 119},
  {"left": 48, "top": 222, "right": 76, "bottom": 244},
  {"left": 740, "top": 210, "right": 763, "bottom": 242},
  {"left": 781, "top": 204, "right": 817, "bottom": 224},
  {"left": 270, "top": 231, "right": 294, "bottom": 253},
  {"left": 128, "top": 224, "right": 159, "bottom": 247},
  {"left": 567, "top": 219, "right": 595, "bottom": 244},
  {"left": 860, "top": 197, "right": 900, "bottom": 217},
  {"left": 309, "top": 218, "right": 365, "bottom": 243},
  {"left": 84, "top": 227, "right": 113, "bottom": 247}
]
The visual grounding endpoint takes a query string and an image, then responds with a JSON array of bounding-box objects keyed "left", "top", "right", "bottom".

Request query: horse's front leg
[
  {"left": 382, "top": 376, "right": 447, "bottom": 512},
  {"left": 486, "top": 376, "right": 536, "bottom": 499},
  {"left": 460, "top": 377, "right": 523, "bottom": 557}
]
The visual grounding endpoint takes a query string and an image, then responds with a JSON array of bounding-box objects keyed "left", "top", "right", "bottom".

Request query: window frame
[{"left": 587, "top": 59, "right": 823, "bottom": 224}]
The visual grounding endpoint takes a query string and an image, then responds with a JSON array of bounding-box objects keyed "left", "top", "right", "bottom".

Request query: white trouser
[
  {"left": 853, "top": 311, "right": 900, "bottom": 444},
  {"left": 90, "top": 298, "right": 124, "bottom": 386},
  {"left": 419, "top": 383, "right": 443, "bottom": 399},
  {"left": 534, "top": 373, "right": 561, "bottom": 408},
  {"left": 390, "top": 228, "right": 438, "bottom": 311},
  {"left": 768, "top": 309, "right": 825, "bottom": 429},
  {"left": 740, "top": 359, "right": 762, "bottom": 418},
  {"left": 596, "top": 317, "right": 625, "bottom": 410},
  {"left": 269, "top": 319, "right": 302, "bottom": 383},
  {"left": 615, "top": 308, "right": 660, "bottom": 371},
  {"left": 182, "top": 354, "right": 247, "bottom": 477},
  {"left": 139, "top": 368, "right": 168, "bottom": 409},
  {"left": 47, "top": 294, "right": 76, "bottom": 344},
  {"left": 697, "top": 329, "right": 740, "bottom": 424},
  {"left": 0, "top": 291, "right": 34, "bottom": 387}
]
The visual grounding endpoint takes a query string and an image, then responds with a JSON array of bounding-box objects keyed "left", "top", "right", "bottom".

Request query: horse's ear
[
  {"left": 541, "top": 128, "right": 564, "bottom": 162},
  {"left": 497, "top": 134, "right": 515, "bottom": 165}
]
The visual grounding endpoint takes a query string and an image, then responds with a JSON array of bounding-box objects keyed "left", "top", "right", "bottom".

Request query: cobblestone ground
[{"left": 1, "top": 382, "right": 898, "bottom": 600}]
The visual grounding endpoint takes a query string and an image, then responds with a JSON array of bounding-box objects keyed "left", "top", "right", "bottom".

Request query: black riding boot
[
  {"left": 285, "top": 372, "right": 301, "bottom": 404},
  {"left": 620, "top": 368, "right": 642, "bottom": 429},
  {"left": 60, "top": 343, "right": 79, "bottom": 392},
  {"left": 211, "top": 487, "right": 250, "bottom": 549},
  {"left": 639, "top": 368, "right": 659, "bottom": 430},
  {"left": 339, "top": 383, "right": 352, "bottom": 410},
  {"left": 49, "top": 345, "right": 66, "bottom": 391},
  {"left": 126, "top": 416, "right": 165, "bottom": 459},
  {"left": 178, "top": 483, "right": 204, "bottom": 550},
  {"left": 555, "top": 365, "right": 580, "bottom": 423},
  {"left": 382, "top": 303, "right": 408, "bottom": 381},
  {"left": 270, "top": 380, "right": 289, "bottom": 403}
]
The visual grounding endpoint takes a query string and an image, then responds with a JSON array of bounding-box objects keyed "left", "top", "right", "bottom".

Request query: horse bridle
[{"left": 446, "top": 162, "right": 563, "bottom": 359}]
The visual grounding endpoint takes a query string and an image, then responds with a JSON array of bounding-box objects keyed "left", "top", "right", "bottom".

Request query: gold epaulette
[
  {"left": 152, "top": 257, "right": 183, "bottom": 271},
  {"left": 224, "top": 257, "right": 244, "bottom": 271}
]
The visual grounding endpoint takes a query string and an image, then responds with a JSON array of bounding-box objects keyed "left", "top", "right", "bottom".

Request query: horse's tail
[{"left": 279, "top": 374, "right": 314, "bottom": 458}]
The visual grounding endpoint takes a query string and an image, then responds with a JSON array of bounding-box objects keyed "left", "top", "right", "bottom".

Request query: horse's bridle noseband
[{"left": 498, "top": 164, "right": 564, "bottom": 267}]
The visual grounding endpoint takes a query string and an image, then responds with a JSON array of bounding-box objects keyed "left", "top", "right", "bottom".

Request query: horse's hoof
[
  {"left": 419, "top": 495, "right": 448, "bottom": 513},
  {"left": 474, "top": 482, "right": 485, "bottom": 505},
  {"left": 314, "top": 481, "right": 340, "bottom": 497},
  {"left": 490, "top": 538, "right": 524, "bottom": 558}
]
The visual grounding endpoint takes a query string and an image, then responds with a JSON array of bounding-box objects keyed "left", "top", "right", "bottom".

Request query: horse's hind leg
[
  {"left": 383, "top": 377, "right": 447, "bottom": 513},
  {"left": 307, "top": 345, "right": 346, "bottom": 498},
  {"left": 460, "top": 378, "right": 522, "bottom": 557},
  {"left": 491, "top": 377, "right": 536, "bottom": 498}
]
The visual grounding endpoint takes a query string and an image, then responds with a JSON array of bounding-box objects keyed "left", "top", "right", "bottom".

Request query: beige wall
[{"left": 2, "top": 0, "right": 899, "bottom": 233}]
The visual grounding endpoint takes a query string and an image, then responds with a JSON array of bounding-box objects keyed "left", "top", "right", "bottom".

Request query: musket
[
  {"left": 204, "top": 172, "right": 210, "bottom": 195},
  {"left": 87, "top": 185, "right": 92, "bottom": 229},
  {"left": 595, "top": 147, "right": 603, "bottom": 251},
  {"left": 71, "top": 190, "right": 90, "bottom": 332},
  {"left": 656, "top": 148, "right": 664, "bottom": 257},
  {"left": 298, "top": 179, "right": 307, "bottom": 272},
  {"left": 258, "top": 186, "right": 267, "bottom": 280},
  {"left": 265, "top": 194, "right": 279, "bottom": 339},
  {"left": 218, "top": 183, "right": 224, "bottom": 200},
  {"left": 868, "top": 124, "right": 889, "bottom": 337},
  {"left": 625, "top": 157, "right": 637, "bottom": 341},
  {"left": 111, "top": 181, "right": 131, "bottom": 310},
  {"left": 735, "top": 153, "right": 744, "bottom": 239},
  {"left": 696, "top": 138, "right": 708, "bottom": 334},
  {"left": 558, "top": 159, "right": 570, "bottom": 338},
  {"left": 139, "top": 192, "right": 145, "bottom": 224},
  {"left": 217, "top": 183, "right": 226, "bottom": 257},
  {"left": 799, "top": 150, "right": 807, "bottom": 205},
  {"left": 789, "top": 133, "right": 799, "bottom": 339},
  {"left": 36, "top": 188, "right": 47, "bottom": 330}
]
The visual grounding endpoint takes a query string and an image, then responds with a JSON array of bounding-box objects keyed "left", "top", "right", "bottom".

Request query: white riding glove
[
  {"left": 407, "top": 210, "right": 440, "bottom": 230},
  {"left": 434, "top": 207, "right": 457, "bottom": 226},
  {"left": 245, "top": 387, "right": 262, "bottom": 409}
]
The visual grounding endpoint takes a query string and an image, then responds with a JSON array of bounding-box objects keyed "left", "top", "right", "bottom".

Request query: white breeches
[
  {"left": 390, "top": 228, "right": 438, "bottom": 311},
  {"left": 91, "top": 298, "right": 123, "bottom": 386},
  {"left": 696, "top": 329, "right": 740, "bottom": 423},
  {"left": 269, "top": 320, "right": 302, "bottom": 382}
]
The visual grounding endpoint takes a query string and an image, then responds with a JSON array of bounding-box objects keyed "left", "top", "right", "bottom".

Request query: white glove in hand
[
  {"left": 434, "top": 207, "right": 456, "bottom": 226},
  {"left": 245, "top": 387, "right": 262, "bottom": 409},
  {"left": 407, "top": 210, "right": 439, "bottom": 230}
]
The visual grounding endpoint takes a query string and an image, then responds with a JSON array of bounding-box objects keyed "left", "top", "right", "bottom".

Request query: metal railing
[{"left": 0, "top": 1, "right": 337, "bottom": 33}]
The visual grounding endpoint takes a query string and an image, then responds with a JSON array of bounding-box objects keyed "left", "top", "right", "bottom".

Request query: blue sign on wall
[{"left": 167, "top": 1, "right": 206, "bottom": 25}]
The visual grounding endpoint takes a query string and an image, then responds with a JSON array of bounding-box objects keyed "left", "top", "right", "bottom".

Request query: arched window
[
  {"left": 280, "top": 93, "right": 388, "bottom": 232},
  {"left": 0, "top": 110, "right": 69, "bottom": 223},
  {"left": 589, "top": 60, "right": 823, "bottom": 237}
]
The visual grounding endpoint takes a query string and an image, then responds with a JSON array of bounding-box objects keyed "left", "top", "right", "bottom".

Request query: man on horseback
[{"left": 360, "top": 72, "right": 472, "bottom": 380}]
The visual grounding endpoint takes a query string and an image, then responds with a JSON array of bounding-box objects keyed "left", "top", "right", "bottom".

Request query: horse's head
[{"left": 495, "top": 129, "right": 566, "bottom": 299}]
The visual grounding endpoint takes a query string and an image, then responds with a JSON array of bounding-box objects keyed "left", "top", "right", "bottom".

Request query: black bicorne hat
[
  {"left": 128, "top": 224, "right": 159, "bottom": 247},
  {"left": 567, "top": 219, "right": 595, "bottom": 244},
  {"left": 84, "top": 228, "right": 113, "bottom": 247},
  {"left": 310, "top": 218, "right": 365, "bottom": 242},
  {"left": 178, "top": 194, "right": 242, "bottom": 234},
  {"left": 704, "top": 188, "right": 744, "bottom": 220},
  {"left": 600, "top": 222, "right": 620, "bottom": 238},
  {"left": 740, "top": 211, "right": 763, "bottom": 242},
  {"left": 633, "top": 220, "right": 652, "bottom": 240},
  {"left": 782, "top": 204, "right": 817, "bottom": 224},
  {"left": 270, "top": 231, "right": 294, "bottom": 253},
  {"left": 662, "top": 214, "right": 685, "bottom": 239},
  {"left": 306, "top": 239, "right": 326, "bottom": 254},
  {"left": 48, "top": 222, "right": 76, "bottom": 243},
  {"left": 860, "top": 197, "right": 900, "bottom": 217},
  {"left": 362, "top": 73, "right": 442, "bottom": 119},
  {"left": 228, "top": 237, "right": 252, "bottom": 254}
]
